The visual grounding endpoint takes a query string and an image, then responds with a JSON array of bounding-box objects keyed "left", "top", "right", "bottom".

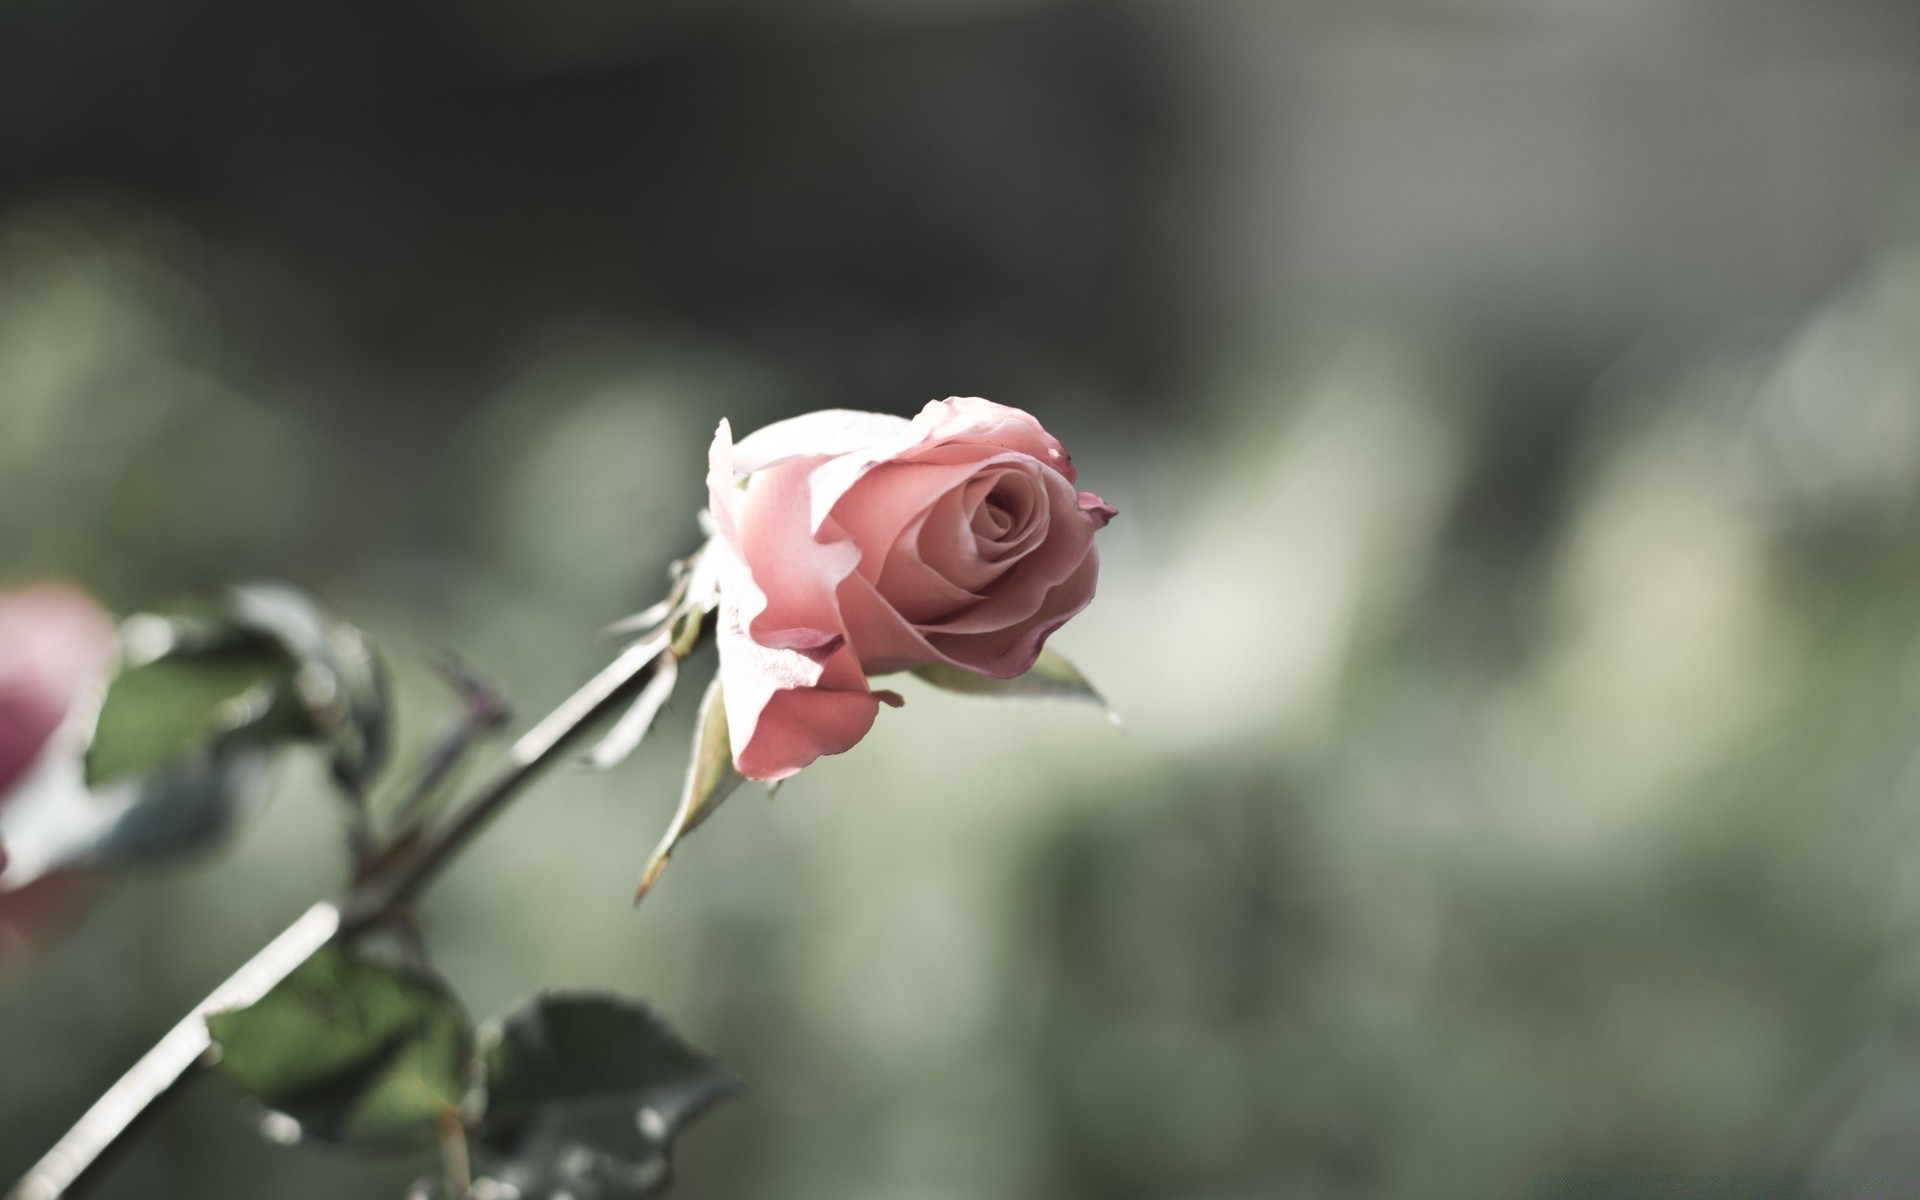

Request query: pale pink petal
[
  {"left": 798, "top": 400, "right": 1074, "bottom": 534},
  {"left": 914, "top": 397, "right": 1076, "bottom": 483},
  {"left": 717, "top": 572, "right": 879, "bottom": 782},
  {"left": 712, "top": 422, "right": 882, "bottom": 780},
  {"left": 733, "top": 462, "right": 863, "bottom": 640},
  {"left": 730, "top": 409, "right": 915, "bottom": 476},
  {"left": 803, "top": 430, "right": 940, "bottom": 534},
  {"left": 705, "top": 419, "right": 743, "bottom": 550}
]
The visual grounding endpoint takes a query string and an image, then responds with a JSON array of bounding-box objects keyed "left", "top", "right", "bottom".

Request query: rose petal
[
  {"left": 962, "top": 466, "right": 1047, "bottom": 561},
  {"left": 0, "top": 585, "right": 115, "bottom": 797},
  {"left": 868, "top": 478, "right": 1043, "bottom": 628},
  {"left": 923, "top": 549, "right": 1101, "bottom": 677},
  {"left": 799, "top": 398, "right": 1076, "bottom": 534},
  {"left": 836, "top": 571, "right": 946, "bottom": 675},
  {"left": 872, "top": 535, "right": 982, "bottom": 624},
  {"left": 705, "top": 419, "right": 744, "bottom": 548},
  {"left": 717, "top": 574, "right": 879, "bottom": 782},
  {"left": 730, "top": 409, "right": 915, "bottom": 476},
  {"left": 710, "top": 400, "right": 1104, "bottom": 774},
  {"left": 907, "top": 475, "right": 1037, "bottom": 593},
  {"left": 916, "top": 397, "right": 1076, "bottom": 483},
  {"left": 858, "top": 461, "right": 1061, "bottom": 630},
  {"left": 911, "top": 466, "right": 1095, "bottom": 638},
  {"left": 828, "top": 455, "right": 996, "bottom": 580},
  {"left": 1078, "top": 491, "right": 1118, "bottom": 528},
  {"left": 0, "top": 584, "right": 113, "bottom": 961},
  {"left": 734, "top": 463, "right": 863, "bottom": 641},
  {"left": 708, "top": 421, "right": 881, "bottom": 781}
]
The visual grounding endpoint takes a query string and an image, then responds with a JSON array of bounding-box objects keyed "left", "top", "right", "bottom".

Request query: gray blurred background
[{"left": 9, "top": 0, "right": 1920, "bottom": 1195}]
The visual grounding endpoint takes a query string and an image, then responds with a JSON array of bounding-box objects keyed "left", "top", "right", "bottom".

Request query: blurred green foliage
[{"left": 10, "top": 3, "right": 1920, "bottom": 1198}]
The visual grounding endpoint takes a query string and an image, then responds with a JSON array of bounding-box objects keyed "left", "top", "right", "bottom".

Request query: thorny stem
[
  {"left": 344, "top": 632, "right": 665, "bottom": 930},
  {"left": 6, "top": 633, "right": 671, "bottom": 1200}
]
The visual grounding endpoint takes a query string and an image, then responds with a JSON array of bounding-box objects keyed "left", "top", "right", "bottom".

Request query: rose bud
[
  {"left": 705, "top": 397, "right": 1115, "bottom": 781},
  {"left": 0, "top": 582, "right": 116, "bottom": 965}
]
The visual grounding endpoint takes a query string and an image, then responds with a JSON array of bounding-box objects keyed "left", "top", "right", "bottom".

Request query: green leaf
[
  {"left": 4, "top": 584, "right": 386, "bottom": 887},
  {"left": 88, "top": 585, "right": 390, "bottom": 794},
  {"left": 477, "top": 994, "right": 738, "bottom": 1200},
  {"left": 634, "top": 677, "right": 743, "bottom": 902},
  {"left": 912, "top": 646, "right": 1119, "bottom": 724},
  {"left": 208, "top": 943, "right": 473, "bottom": 1152},
  {"left": 87, "top": 646, "right": 310, "bottom": 787}
]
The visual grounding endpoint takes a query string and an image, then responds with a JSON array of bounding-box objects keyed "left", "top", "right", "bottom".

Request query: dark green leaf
[
  {"left": 913, "top": 646, "right": 1119, "bottom": 725},
  {"left": 477, "top": 994, "right": 737, "bottom": 1200},
  {"left": 208, "top": 943, "right": 473, "bottom": 1152},
  {"left": 634, "top": 677, "right": 742, "bottom": 901}
]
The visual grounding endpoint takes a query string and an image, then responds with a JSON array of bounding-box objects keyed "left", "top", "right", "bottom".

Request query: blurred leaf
[
  {"left": 207, "top": 943, "right": 472, "bottom": 1152},
  {"left": 634, "top": 677, "right": 742, "bottom": 901},
  {"left": 52, "top": 586, "right": 390, "bottom": 883},
  {"left": 0, "top": 748, "right": 269, "bottom": 886},
  {"left": 913, "top": 646, "right": 1119, "bottom": 724},
  {"left": 87, "top": 584, "right": 389, "bottom": 795},
  {"left": 602, "top": 600, "right": 673, "bottom": 640},
  {"left": 477, "top": 994, "right": 737, "bottom": 1200},
  {"left": 227, "top": 583, "right": 391, "bottom": 795},
  {"left": 87, "top": 647, "right": 308, "bottom": 787},
  {"left": 85, "top": 751, "right": 271, "bottom": 866}
]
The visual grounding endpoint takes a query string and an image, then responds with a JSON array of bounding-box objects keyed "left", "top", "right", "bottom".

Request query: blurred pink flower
[
  {"left": 0, "top": 582, "right": 115, "bottom": 964},
  {"left": 707, "top": 397, "right": 1113, "bottom": 781}
]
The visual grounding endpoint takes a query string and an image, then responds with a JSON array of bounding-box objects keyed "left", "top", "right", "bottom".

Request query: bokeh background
[{"left": 9, "top": 1, "right": 1920, "bottom": 1195}]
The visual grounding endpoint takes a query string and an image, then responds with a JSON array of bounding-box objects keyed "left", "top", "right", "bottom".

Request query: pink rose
[
  {"left": 0, "top": 583, "right": 115, "bottom": 961},
  {"left": 706, "top": 397, "right": 1115, "bottom": 781}
]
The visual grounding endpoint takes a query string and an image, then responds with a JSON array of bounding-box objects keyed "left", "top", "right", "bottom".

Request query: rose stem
[{"left": 6, "top": 634, "right": 670, "bottom": 1200}]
